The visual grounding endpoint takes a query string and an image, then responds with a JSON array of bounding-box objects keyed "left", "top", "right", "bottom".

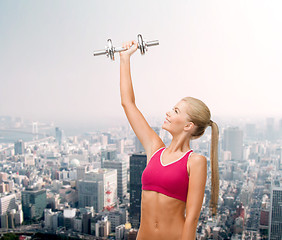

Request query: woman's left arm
[{"left": 181, "top": 154, "right": 207, "bottom": 240}]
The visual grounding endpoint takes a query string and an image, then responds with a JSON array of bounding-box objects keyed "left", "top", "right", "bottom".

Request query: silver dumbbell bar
[{"left": 93, "top": 34, "right": 159, "bottom": 60}]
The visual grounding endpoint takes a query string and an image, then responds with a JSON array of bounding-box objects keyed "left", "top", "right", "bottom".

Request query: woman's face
[{"left": 162, "top": 100, "right": 192, "bottom": 135}]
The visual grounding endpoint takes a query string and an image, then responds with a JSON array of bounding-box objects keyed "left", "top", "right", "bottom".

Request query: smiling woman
[{"left": 119, "top": 40, "right": 219, "bottom": 240}]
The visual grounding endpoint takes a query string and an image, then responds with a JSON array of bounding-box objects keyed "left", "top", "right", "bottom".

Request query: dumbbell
[{"left": 93, "top": 34, "right": 159, "bottom": 60}]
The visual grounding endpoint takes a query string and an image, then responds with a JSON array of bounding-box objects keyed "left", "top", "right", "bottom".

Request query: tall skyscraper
[
  {"left": 0, "top": 193, "right": 16, "bottom": 215},
  {"left": 279, "top": 119, "right": 282, "bottom": 139},
  {"left": 77, "top": 180, "right": 104, "bottom": 212},
  {"left": 63, "top": 208, "right": 76, "bottom": 230},
  {"left": 82, "top": 211, "right": 92, "bottom": 234},
  {"left": 276, "top": 147, "right": 282, "bottom": 171},
  {"left": 77, "top": 166, "right": 87, "bottom": 180},
  {"left": 78, "top": 168, "right": 118, "bottom": 212},
  {"left": 269, "top": 179, "right": 282, "bottom": 239},
  {"left": 55, "top": 127, "right": 63, "bottom": 145},
  {"left": 85, "top": 169, "right": 118, "bottom": 209},
  {"left": 129, "top": 153, "right": 147, "bottom": 228},
  {"left": 14, "top": 140, "right": 24, "bottom": 155},
  {"left": 223, "top": 127, "right": 243, "bottom": 161},
  {"left": 266, "top": 118, "right": 275, "bottom": 141},
  {"left": 102, "top": 160, "right": 128, "bottom": 203},
  {"left": 32, "top": 122, "right": 38, "bottom": 140},
  {"left": 245, "top": 123, "right": 257, "bottom": 140},
  {"left": 22, "top": 188, "right": 47, "bottom": 220}
]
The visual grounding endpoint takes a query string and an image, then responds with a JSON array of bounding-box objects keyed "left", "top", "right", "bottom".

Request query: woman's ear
[{"left": 184, "top": 122, "right": 195, "bottom": 132}]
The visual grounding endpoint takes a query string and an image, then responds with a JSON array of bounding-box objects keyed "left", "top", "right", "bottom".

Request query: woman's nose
[{"left": 166, "top": 111, "right": 170, "bottom": 117}]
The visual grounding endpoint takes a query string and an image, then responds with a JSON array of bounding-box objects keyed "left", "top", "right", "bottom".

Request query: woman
[{"left": 120, "top": 40, "right": 219, "bottom": 240}]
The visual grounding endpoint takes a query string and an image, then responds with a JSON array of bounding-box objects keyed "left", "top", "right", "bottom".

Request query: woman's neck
[{"left": 167, "top": 134, "right": 191, "bottom": 153}]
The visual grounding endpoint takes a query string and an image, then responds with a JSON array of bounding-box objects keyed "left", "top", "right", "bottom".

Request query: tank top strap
[{"left": 186, "top": 149, "right": 193, "bottom": 161}]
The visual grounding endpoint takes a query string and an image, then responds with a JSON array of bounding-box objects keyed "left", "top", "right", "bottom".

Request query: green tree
[{"left": 0, "top": 233, "right": 19, "bottom": 240}]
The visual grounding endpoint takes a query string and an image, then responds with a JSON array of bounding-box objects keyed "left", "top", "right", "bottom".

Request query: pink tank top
[{"left": 141, "top": 147, "right": 193, "bottom": 202}]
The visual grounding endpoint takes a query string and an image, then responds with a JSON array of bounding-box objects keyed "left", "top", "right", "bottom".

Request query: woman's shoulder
[
  {"left": 188, "top": 152, "right": 207, "bottom": 167},
  {"left": 190, "top": 152, "right": 206, "bottom": 160},
  {"left": 187, "top": 152, "right": 207, "bottom": 176}
]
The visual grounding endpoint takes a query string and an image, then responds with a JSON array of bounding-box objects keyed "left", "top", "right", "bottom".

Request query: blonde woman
[{"left": 120, "top": 40, "right": 219, "bottom": 240}]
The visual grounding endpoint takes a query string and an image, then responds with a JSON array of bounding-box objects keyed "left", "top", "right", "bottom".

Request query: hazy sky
[{"left": 1, "top": 0, "right": 282, "bottom": 127}]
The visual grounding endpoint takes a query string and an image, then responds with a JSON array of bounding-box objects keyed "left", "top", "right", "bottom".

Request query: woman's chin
[{"left": 161, "top": 124, "right": 168, "bottom": 131}]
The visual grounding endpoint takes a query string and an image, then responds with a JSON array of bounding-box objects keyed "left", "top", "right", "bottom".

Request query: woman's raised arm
[{"left": 119, "top": 41, "right": 164, "bottom": 159}]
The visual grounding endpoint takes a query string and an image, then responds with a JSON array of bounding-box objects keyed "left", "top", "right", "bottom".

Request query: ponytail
[
  {"left": 181, "top": 97, "right": 219, "bottom": 215},
  {"left": 209, "top": 120, "right": 219, "bottom": 216}
]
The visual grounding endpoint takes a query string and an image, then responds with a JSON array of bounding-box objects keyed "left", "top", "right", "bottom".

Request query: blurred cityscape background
[{"left": 0, "top": 115, "right": 281, "bottom": 239}]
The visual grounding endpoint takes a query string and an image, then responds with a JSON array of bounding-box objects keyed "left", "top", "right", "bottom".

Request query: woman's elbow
[{"left": 121, "top": 100, "right": 135, "bottom": 109}]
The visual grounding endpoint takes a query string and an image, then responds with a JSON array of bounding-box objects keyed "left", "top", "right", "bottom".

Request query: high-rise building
[
  {"left": 117, "top": 139, "right": 125, "bottom": 154},
  {"left": 223, "top": 127, "right": 243, "bottom": 161},
  {"left": 78, "top": 168, "right": 117, "bottom": 212},
  {"left": 95, "top": 216, "right": 111, "bottom": 238},
  {"left": 44, "top": 209, "right": 53, "bottom": 230},
  {"left": 269, "top": 179, "right": 282, "bottom": 239},
  {"left": 259, "top": 207, "right": 269, "bottom": 238},
  {"left": 63, "top": 208, "right": 76, "bottom": 230},
  {"left": 32, "top": 122, "right": 38, "bottom": 140},
  {"left": 0, "top": 193, "right": 16, "bottom": 215},
  {"left": 82, "top": 211, "right": 92, "bottom": 234},
  {"left": 266, "top": 118, "right": 275, "bottom": 141},
  {"left": 0, "top": 214, "right": 8, "bottom": 228},
  {"left": 129, "top": 153, "right": 147, "bottom": 228},
  {"left": 22, "top": 188, "right": 47, "bottom": 220},
  {"left": 245, "top": 123, "right": 257, "bottom": 140},
  {"left": 77, "top": 166, "right": 87, "bottom": 180},
  {"left": 55, "top": 127, "right": 63, "bottom": 145},
  {"left": 108, "top": 208, "right": 127, "bottom": 232},
  {"left": 102, "top": 160, "right": 127, "bottom": 202},
  {"left": 276, "top": 147, "right": 282, "bottom": 171},
  {"left": 77, "top": 180, "right": 104, "bottom": 212},
  {"left": 85, "top": 169, "right": 118, "bottom": 209},
  {"left": 14, "top": 140, "right": 24, "bottom": 155},
  {"left": 279, "top": 119, "right": 282, "bottom": 139}
]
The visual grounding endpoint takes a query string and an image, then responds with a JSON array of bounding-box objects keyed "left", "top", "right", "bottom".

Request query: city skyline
[
  {"left": 1, "top": 113, "right": 282, "bottom": 141},
  {"left": 0, "top": 115, "right": 281, "bottom": 238},
  {"left": 1, "top": 1, "right": 282, "bottom": 126}
]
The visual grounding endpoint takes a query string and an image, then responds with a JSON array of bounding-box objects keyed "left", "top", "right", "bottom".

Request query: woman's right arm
[{"left": 119, "top": 41, "right": 164, "bottom": 158}]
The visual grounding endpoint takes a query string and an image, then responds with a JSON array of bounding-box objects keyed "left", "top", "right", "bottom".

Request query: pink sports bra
[{"left": 141, "top": 147, "right": 193, "bottom": 202}]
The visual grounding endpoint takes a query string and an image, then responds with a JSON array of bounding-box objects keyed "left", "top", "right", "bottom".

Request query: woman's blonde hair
[{"left": 182, "top": 97, "right": 219, "bottom": 216}]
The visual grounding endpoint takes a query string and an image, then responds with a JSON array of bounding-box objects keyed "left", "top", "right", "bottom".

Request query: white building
[
  {"left": 64, "top": 208, "right": 76, "bottom": 230},
  {"left": 44, "top": 209, "right": 59, "bottom": 231},
  {"left": 84, "top": 168, "right": 118, "bottom": 208},
  {"left": 78, "top": 168, "right": 118, "bottom": 212},
  {"left": 95, "top": 216, "right": 111, "bottom": 238},
  {"left": 103, "top": 160, "right": 127, "bottom": 202},
  {"left": 0, "top": 194, "right": 16, "bottom": 215}
]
